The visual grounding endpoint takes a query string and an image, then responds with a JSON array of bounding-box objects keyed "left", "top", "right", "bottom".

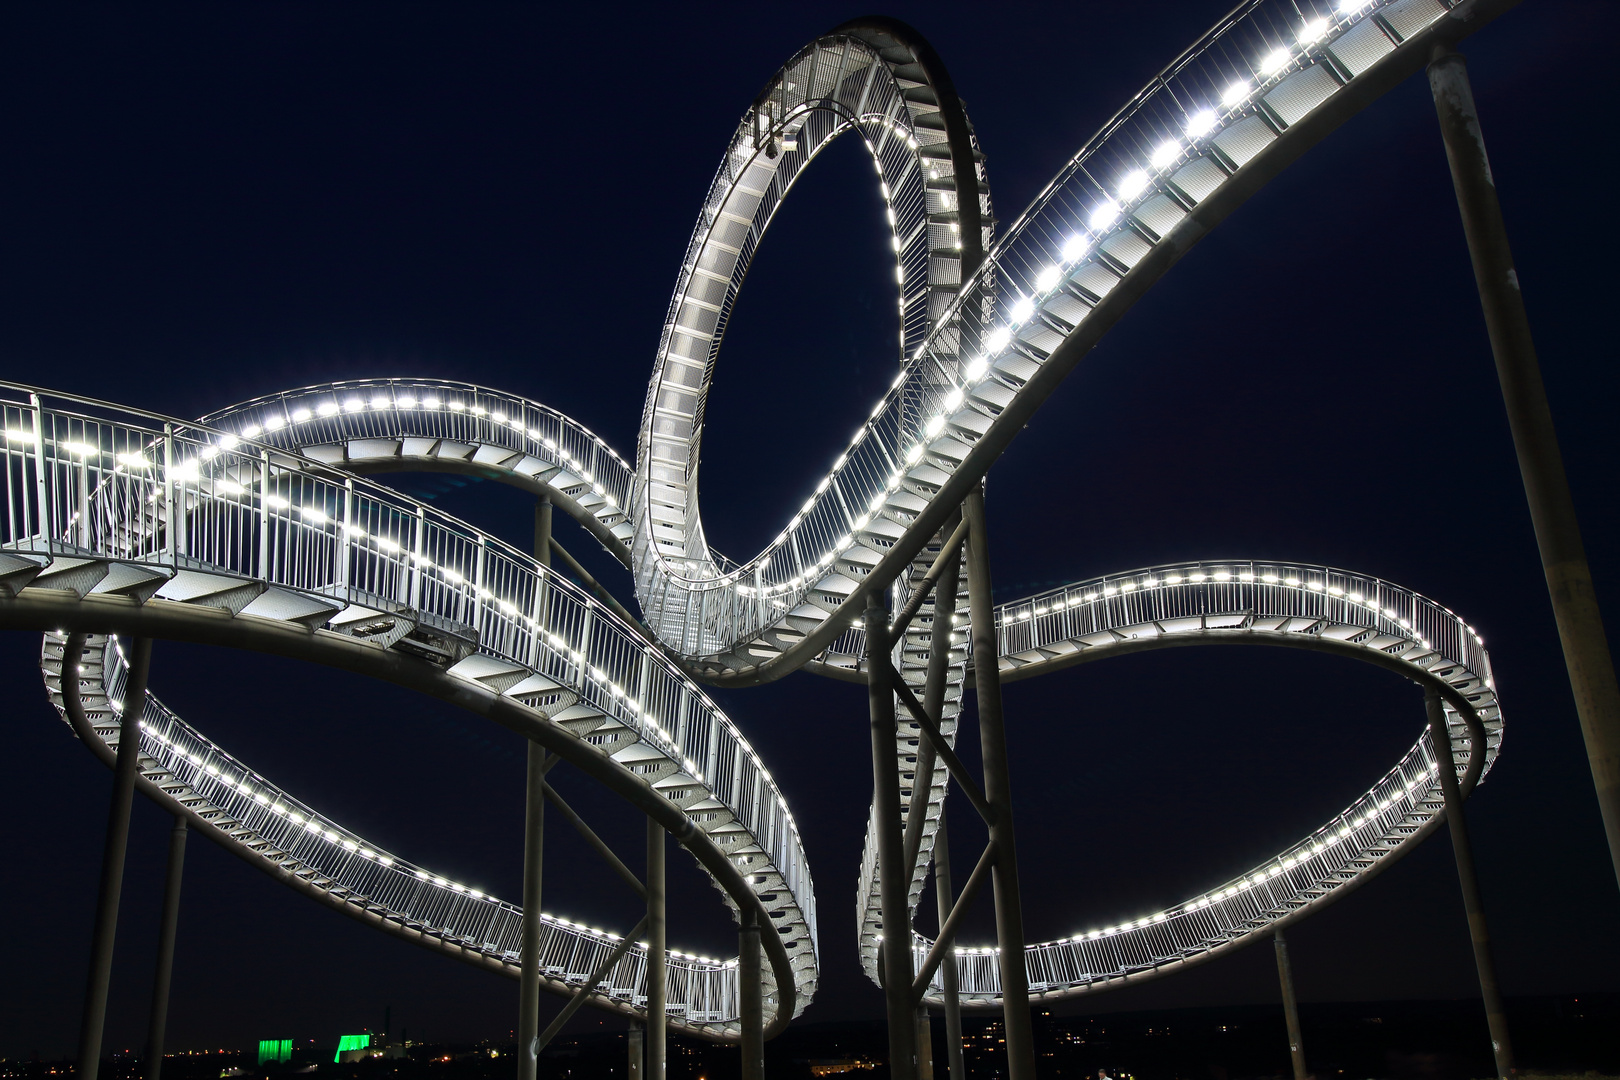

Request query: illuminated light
[
  {"left": 986, "top": 326, "right": 1012, "bottom": 352},
  {"left": 1009, "top": 296, "right": 1034, "bottom": 323},
  {"left": 1120, "top": 581, "right": 1137, "bottom": 592},
  {"left": 300, "top": 506, "right": 329, "bottom": 524},
  {"left": 263, "top": 415, "right": 286, "bottom": 431},
  {"left": 171, "top": 460, "right": 200, "bottom": 483},
  {"left": 895, "top": 265, "right": 904, "bottom": 285},
  {"left": 218, "top": 434, "right": 239, "bottom": 450},
  {"left": 1165, "top": 574, "right": 1183, "bottom": 585},
  {"left": 1102, "top": 586, "right": 1118, "bottom": 597},
  {"left": 1117, "top": 169, "right": 1150, "bottom": 200},
  {"left": 316, "top": 401, "right": 340, "bottom": 417},
  {"left": 398, "top": 394, "right": 418, "bottom": 408},
  {"left": 1088, "top": 199, "right": 1122, "bottom": 230},
  {"left": 342, "top": 397, "right": 364, "bottom": 412},
  {"left": 1221, "top": 81, "right": 1250, "bottom": 107},
  {"left": 1239, "top": 571, "right": 1255, "bottom": 582},
  {"left": 370, "top": 395, "right": 392, "bottom": 410},
  {"left": 422, "top": 395, "right": 442, "bottom": 408},
  {"left": 1262, "top": 573, "right": 1279, "bottom": 583},
  {"left": 1327, "top": 585, "right": 1345, "bottom": 597},
  {"left": 1212, "top": 570, "right": 1231, "bottom": 581},
  {"left": 1150, "top": 140, "right": 1181, "bottom": 169},
  {"left": 925, "top": 415, "right": 945, "bottom": 437},
  {"left": 491, "top": 412, "right": 507, "bottom": 424},
  {"left": 944, "top": 387, "right": 964, "bottom": 411},
  {"left": 1261, "top": 48, "right": 1291, "bottom": 75},
  {"left": 448, "top": 400, "right": 465, "bottom": 412},
  {"left": 290, "top": 408, "right": 312, "bottom": 423},
  {"left": 1035, "top": 265, "right": 1062, "bottom": 293},
  {"left": 4, "top": 428, "right": 32, "bottom": 443},
  {"left": 1061, "top": 233, "right": 1091, "bottom": 262},
  {"left": 218, "top": 480, "right": 245, "bottom": 496},
  {"left": 241, "top": 424, "right": 262, "bottom": 438},
  {"left": 116, "top": 452, "right": 150, "bottom": 469},
  {"left": 1187, "top": 572, "right": 1206, "bottom": 584},
  {"left": 1299, "top": 17, "right": 1329, "bottom": 43},
  {"left": 1306, "top": 580, "right": 1323, "bottom": 591},
  {"left": 1186, "top": 109, "right": 1218, "bottom": 138},
  {"left": 62, "top": 441, "right": 96, "bottom": 456},
  {"left": 1285, "top": 576, "right": 1301, "bottom": 587},
  {"left": 1142, "top": 578, "right": 1160, "bottom": 588},
  {"left": 963, "top": 355, "right": 988, "bottom": 382}
]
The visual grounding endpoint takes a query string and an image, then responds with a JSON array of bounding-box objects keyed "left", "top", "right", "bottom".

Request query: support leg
[
  {"left": 739, "top": 909, "right": 763, "bottom": 1080},
  {"left": 646, "top": 820, "right": 666, "bottom": 1080},
  {"left": 77, "top": 635, "right": 152, "bottom": 1080},
  {"left": 1429, "top": 46, "right": 1620, "bottom": 893},
  {"left": 916, "top": 1005, "right": 935, "bottom": 1080},
  {"left": 962, "top": 487, "right": 1035, "bottom": 1080},
  {"left": 627, "top": 1022, "right": 643, "bottom": 1080},
  {"left": 933, "top": 812, "right": 965, "bottom": 1080},
  {"left": 1273, "top": 930, "right": 1306, "bottom": 1080},
  {"left": 1427, "top": 690, "right": 1514, "bottom": 1079},
  {"left": 867, "top": 593, "right": 919, "bottom": 1080},
  {"left": 145, "top": 816, "right": 187, "bottom": 1080},
  {"left": 519, "top": 498, "right": 553, "bottom": 1080}
]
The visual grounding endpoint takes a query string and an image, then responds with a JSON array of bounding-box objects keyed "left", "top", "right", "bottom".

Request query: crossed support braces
[{"left": 865, "top": 484, "right": 1036, "bottom": 1080}]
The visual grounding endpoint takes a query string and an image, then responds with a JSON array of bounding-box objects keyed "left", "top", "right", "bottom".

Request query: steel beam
[
  {"left": 76, "top": 633, "right": 152, "bottom": 1080},
  {"left": 1429, "top": 45, "right": 1620, "bottom": 893},
  {"left": 911, "top": 842, "right": 996, "bottom": 999},
  {"left": 1426, "top": 690, "right": 1514, "bottom": 1078},
  {"left": 144, "top": 815, "right": 187, "bottom": 1080},
  {"left": 519, "top": 497, "right": 553, "bottom": 1080},
  {"left": 933, "top": 812, "right": 965, "bottom": 1080},
  {"left": 646, "top": 820, "right": 666, "bottom": 1080},
  {"left": 867, "top": 593, "right": 919, "bottom": 1080},
  {"left": 543, "top": 783, "right": 645, "bottom": 898},
  {"left": 903, "top": 516, "right": 964, "bottom": 875},
  {"left": 534, "top": 915, "right": 649, "bottom": 1055},
  {"left": 963, "top": 486, "right": 1035, "bottom": 1079},
  {"left": 1273, "top": 930, "right": 1306, "bottom": 1080},
  {"left": 740, "top": 909, "right": 763, "bottom": 1080}
]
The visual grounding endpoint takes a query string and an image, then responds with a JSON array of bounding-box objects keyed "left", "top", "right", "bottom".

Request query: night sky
[{"left": 3, "top": 0, "right": 1618, "bottom": 1059}]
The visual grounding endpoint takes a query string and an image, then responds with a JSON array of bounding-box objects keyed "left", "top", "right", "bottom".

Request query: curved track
[{"left": 2, "top": 0, "right": 1518, "bottom": 1034}]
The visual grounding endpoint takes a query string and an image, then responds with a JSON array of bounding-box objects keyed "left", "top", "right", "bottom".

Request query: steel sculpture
[{"left": 2, "top": 1, "right": 1580, "bottom": 1079}]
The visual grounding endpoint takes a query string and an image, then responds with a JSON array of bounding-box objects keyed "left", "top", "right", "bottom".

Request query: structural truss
[{"left": 1, "top": 0, "right": 1516, "bottom": 1042}]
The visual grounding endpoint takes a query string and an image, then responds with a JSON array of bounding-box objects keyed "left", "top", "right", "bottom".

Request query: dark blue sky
[{"left": 2, "top": 0, "right": 1617, "bottom": 1058}]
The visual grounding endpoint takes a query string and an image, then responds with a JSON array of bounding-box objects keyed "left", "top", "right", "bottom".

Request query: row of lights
[
  {"left": 686, "top": 5, "right": 1395, "bottom": 623},
  {"left": 101, "top": 641, "right": 750, "bottom": 973}
]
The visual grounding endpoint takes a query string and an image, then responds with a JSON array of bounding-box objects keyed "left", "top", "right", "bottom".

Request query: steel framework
[{"left": 0, "top": 1, "right": 1581, "bottom": 1078}]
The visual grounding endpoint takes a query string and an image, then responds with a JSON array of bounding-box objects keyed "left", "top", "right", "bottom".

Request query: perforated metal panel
[
  {"left": 1169, "top": 157, "right": 1228, "bottom": 204},
  {"left": 1328, "top": 17, "right": 1397, "bottom": 77},
  {"left": 1381, "top": 0, "right": 1448, "bottom": 41},
  {"left": 1132, "top": 194, "right": 1187, "bottom": 240},
  {"left": 1264, "top": 65, "right": 1341, "bottom": 127},
  {"left": 1213, "top": 115, "right": 1278, "bottom": 168}
]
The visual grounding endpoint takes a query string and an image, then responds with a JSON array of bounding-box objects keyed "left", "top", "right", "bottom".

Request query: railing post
[
  {"left": 162, "top": 424, "right": 177, "bottom": 563},
  {"left": 145, "top": 816, "right": 187, "bottom": 1080},
  {"left": 517, "top": 499, "right": 553, "bottom": 1080},
  {"left": 1273, "top": 930, "right": 1306, "bottom": 1080},
  {"left": 963, "top": 484, "right": 1035, "bottom": 1080},
  {"left": 646, "top": 819, "right": 667, "bottom": 1080},
  {"left": 1426, "top": 690, "right": 1514, "bottom": 1079},
  {"left": 1428, "top": 45, "right": 1620, "bottom": 895},
  {"left": 867, "top": 592, "right": 918, "bottom": 1080},
  {"left": 28, "top": 393, "right": 50, "bottom": 544},
  {"left": 739, "top": 908, "right": 763, "bottom": 1080},
  {"left": 77, "top": 634, "right": 153, "bottom": 1080}
]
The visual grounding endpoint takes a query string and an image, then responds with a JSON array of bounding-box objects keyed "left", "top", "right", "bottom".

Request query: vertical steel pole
[
  {"left": 646, "top": 819, "right": 667, "bottom": 1080},
  {"left": 1429, "top": 46, "right": 1620, "bottom": 893},
  {"left": 518, "top": 499, "right": 553, "bottom": 1080},
  {"left": 1273, "top": 930, "right": 1306, "bottom": 1080},
  {"left": 903, "top": 515, "right": 963, "bottom": 874},
  {"left": 77, "top": 635, "right": 153, "bottom": 1080},
  {"left": 1426, "top": 690, "right": 1514, "bottom": 1079},
  {"left": 867, "top": 593, "right": 919, "bottom": 1080},
  {"left": 144, "top": 816, "right": 187, "bottom": 1080},
  {"left": 933, "top": 811, "right": 965, "bottom": 1080},
  {"left": 916, "top": 1006, "right": 935, "bottom": 1080},
  {"left": 739, "top": 909, "right": 764, "bottom": 1080},
  {"left": 627, "top": 1022, "right": 644, "bottom": 1080},
  {"left": 962, "top": 485, "right": 1035, "bottom": 1080}
]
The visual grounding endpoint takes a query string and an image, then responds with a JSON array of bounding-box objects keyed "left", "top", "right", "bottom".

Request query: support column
[
  {"left": 145, "top": 816, "right": 187, "bottom": 1080},
  {"left": 962, "top": 486, "right": 1035, "bottom": 1080},
  {"left": 1427, "top": 690, "right": 1514, "bottom": 1079},
  {"left": 867, "top": 593, "right": 919, "bottom": 1080},
  {"left": 933, "top": 812, "right": 965, "bottom": 1080},
  {"left": 646, "top": 820, "right": 666, "bottom": 1080},
  {"left": 78, "top": 635, "right": 153, "bottom": 1080},
  {"left": 518, "top": 498, "right": 553, "bottom": 1080},
  {"left": 1429, "top": 47, "right": 1620, "bottom": 893},
  {"left": 916, "top": 1006, "right": 935, "bottom": 1080},
  {"left": 1273, "top": 930, "right": 1306, "bottom": 1080},
  {"left": 739, "top": 909, "right": 763, "bottom": 1080},
  {"left": 627, "top": 1022, "right": 644, "bottom": 1080}
]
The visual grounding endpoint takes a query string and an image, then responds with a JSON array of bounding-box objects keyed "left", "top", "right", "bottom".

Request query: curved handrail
[{"left": 0, "top": 386, "right": 816, "bottom": 1035}]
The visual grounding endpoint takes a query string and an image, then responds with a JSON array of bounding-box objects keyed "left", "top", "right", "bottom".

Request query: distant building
[{"left": 256, "top": 1040, "right": 292, "bottom": 1066}]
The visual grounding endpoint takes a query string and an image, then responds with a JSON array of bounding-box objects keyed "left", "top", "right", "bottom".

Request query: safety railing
[{"left": 1, "top": 385, "right": 817, "bottom": 1011}]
